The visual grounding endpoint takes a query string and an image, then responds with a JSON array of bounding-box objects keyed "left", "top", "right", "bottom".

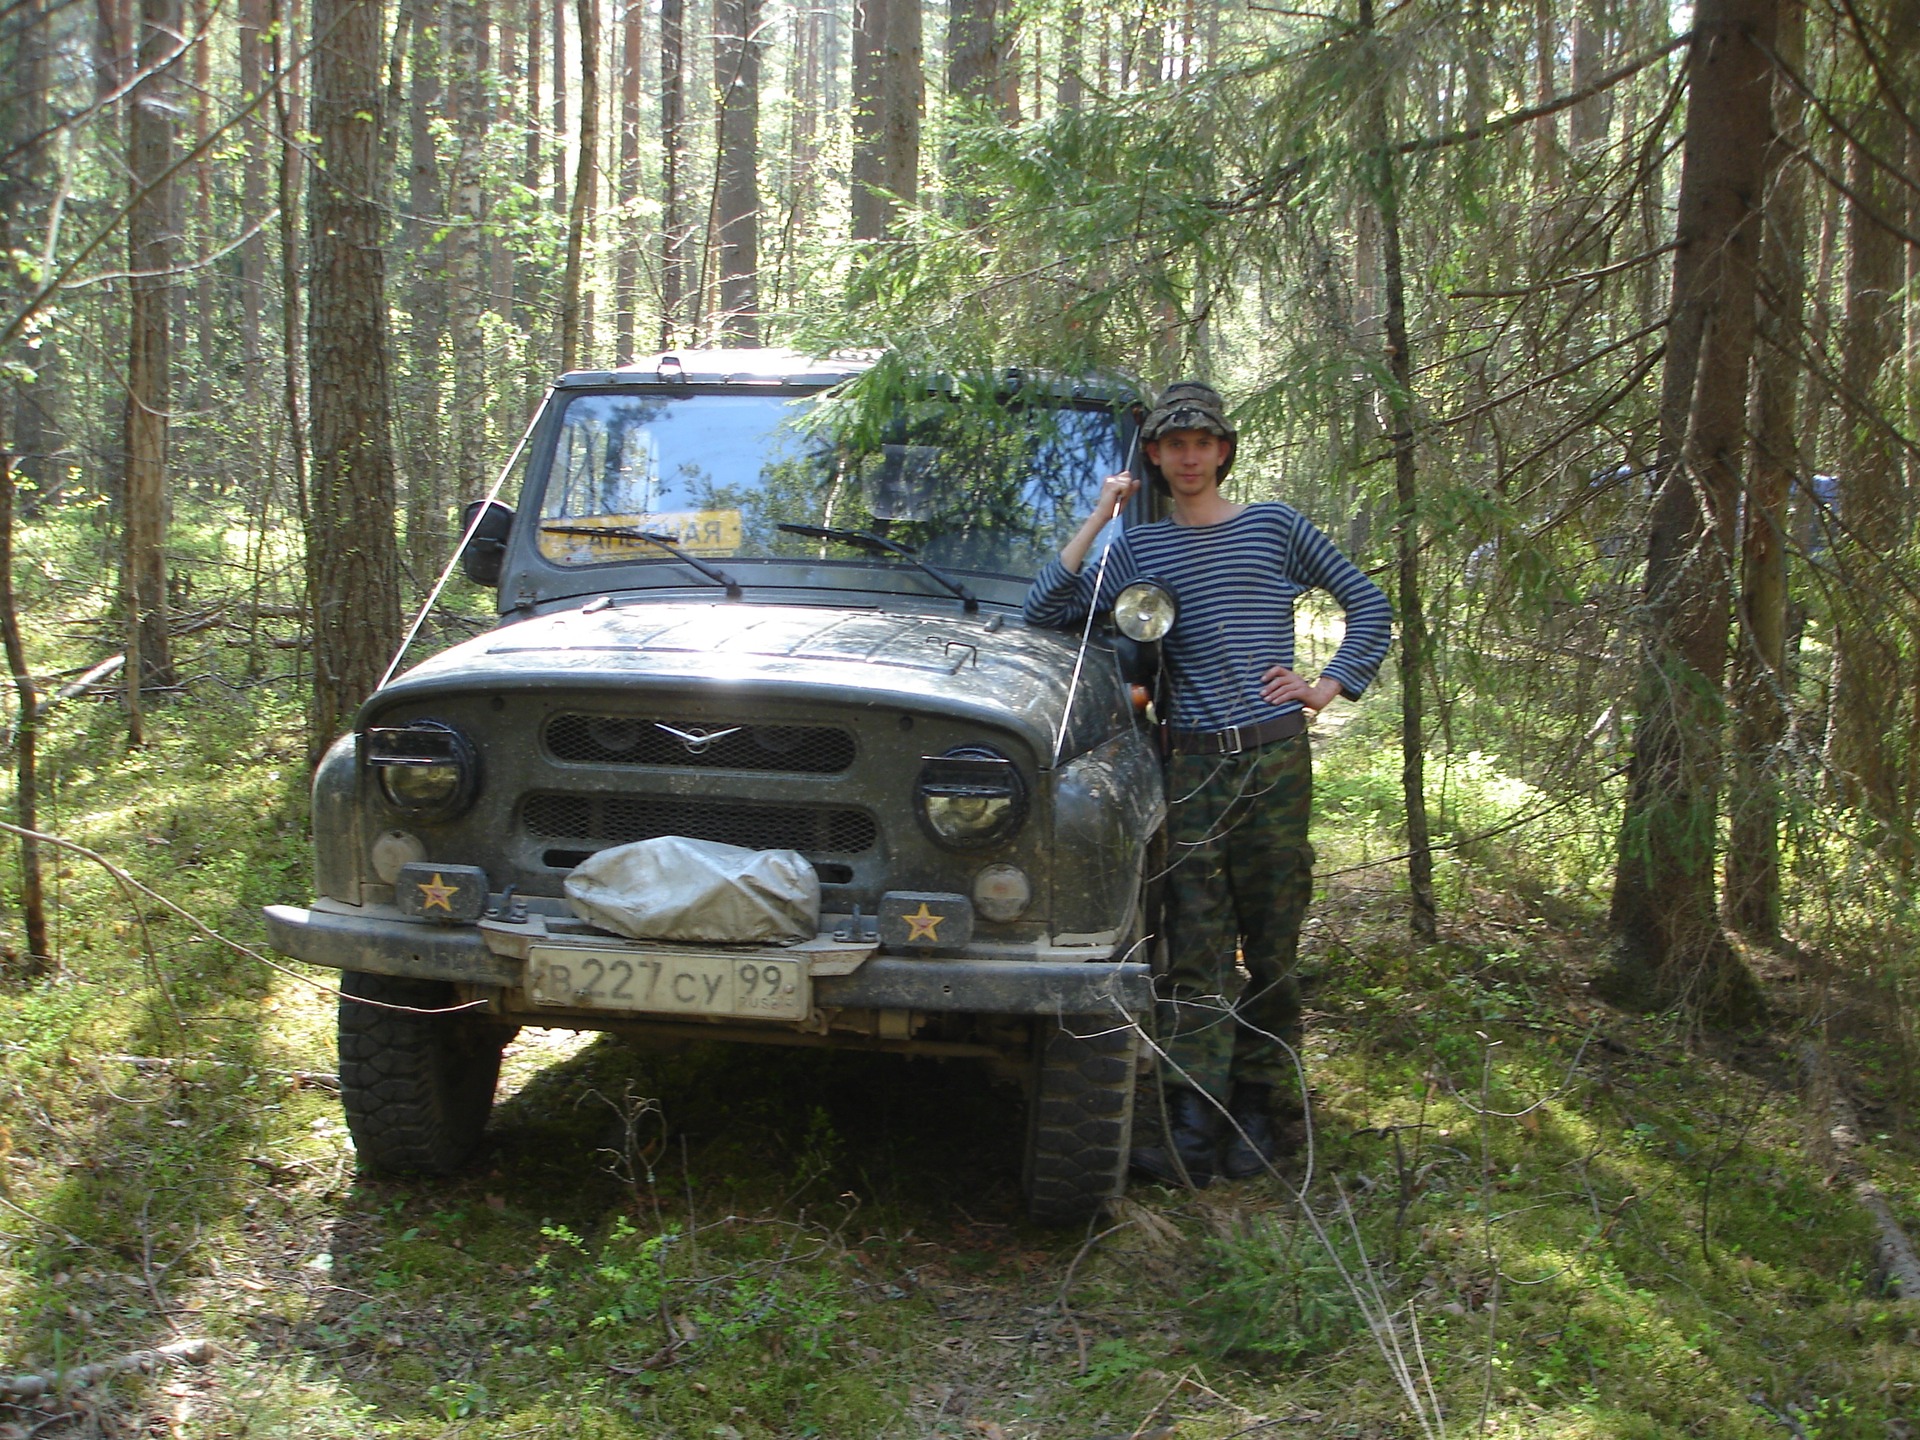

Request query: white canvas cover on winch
[{"left": 563, "top": 835, "right": 820, "bottom": 944}]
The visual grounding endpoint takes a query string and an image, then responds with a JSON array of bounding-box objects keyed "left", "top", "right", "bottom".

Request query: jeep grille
[
  {"left": 523, "top": 792, "right": 878, "bottom": 865},
  {"left": 544, "top": 714, "right": 855, "bottom": 774}
]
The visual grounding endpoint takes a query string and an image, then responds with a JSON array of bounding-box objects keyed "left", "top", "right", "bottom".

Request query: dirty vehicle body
[{"left": 265, "top": 350, "right": 1165, "bottom": 1224}]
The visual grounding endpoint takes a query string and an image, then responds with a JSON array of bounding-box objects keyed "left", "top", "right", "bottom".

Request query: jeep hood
[{"left": 369, "top": 602, "right": 1105, "bottom": 764}]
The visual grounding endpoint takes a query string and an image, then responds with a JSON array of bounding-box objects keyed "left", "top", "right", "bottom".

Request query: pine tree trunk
[
  {"left": 1568, "top": 3, "right": 1609, "bottom": 148},
  {"left": 712, "top": 0, "right": 759, "bottom": 341},
  {"left": 1604, "top": 0, "right": 1774, "bottom": 1025},
  {"left": 1056, "top": 2, "right": 1082, "bottom": 110},
  {"left": 851, "top": 0, "right": 918, "bottom": 239},
  {"left": 660, "top": 0, "right": 686, "bottom": 344},
  {"left": 1725, "top": 0, "right": 1806, "bottom": 942},
  {"left": 189, "top": 0, "right": 217, "bottom": 417},
  {"left": 1825, "top": 35, "right": 1908, "bottom": 820},
  {"left": 405, "top": 0, "right": 447, "bottom": 589},
  {"left": 1530, "top": 0, "right": 1558, "bottom": 185},
  {"left": 1360, "top": 0, "right": 1436, "bottom": 941},
  {"left": 239, "top": 0, "right": 270, "bottom": 393},
  {"left": 124, "top": 0, "right": 184, "bottom": 729},
  {"left": 306, "top": 0, "right": 403, "bottom": 751},
  {"left": 9, "top": 0, "right": 62, "bottom": 506},
  {"left": 559, "top": 0, "right": 598, "bottom": 368},
  {"left": 0, "top": 458, "right": 50, "bottom": 975},
  {"left": 447, "top": 0, "right": 491, "bottom": 511},
  {"left": 552, "top": 0, "right": 568, "bottom": 212},
  {"left": 521, "top": 0, "right": 544, "bottom": 394},
  {"left": 615, "top": 0, "right": 642, "bottom": 360}
]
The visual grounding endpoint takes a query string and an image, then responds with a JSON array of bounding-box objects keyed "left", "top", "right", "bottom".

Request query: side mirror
[{"left": 459, "top": 499, "right": 515, "bottom": 586}]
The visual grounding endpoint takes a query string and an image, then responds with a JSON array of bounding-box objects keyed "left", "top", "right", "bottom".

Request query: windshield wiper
[
  {"left": 777, "top": 523, "right": 978, "bottom": 613},
  {"left": 541, "top": 524, "right": 742, "bottom": 598}
]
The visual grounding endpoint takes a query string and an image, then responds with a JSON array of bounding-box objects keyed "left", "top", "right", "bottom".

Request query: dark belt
[{"left": 1167, "top": 710, "right": 1305, "bottom": 755}]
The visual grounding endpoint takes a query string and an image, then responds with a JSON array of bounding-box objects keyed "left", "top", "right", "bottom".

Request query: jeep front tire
[
  {"left": 337, "top": 971, "right": 510, "bottom": 1174},
  {"left": 1022, "top": 1015, "right": 1137, "bottom": 1226}
]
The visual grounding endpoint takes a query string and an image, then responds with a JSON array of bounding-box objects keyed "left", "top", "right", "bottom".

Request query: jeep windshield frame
[{"left": 501, "top": 377, "right": 1134, "bottom": 612}]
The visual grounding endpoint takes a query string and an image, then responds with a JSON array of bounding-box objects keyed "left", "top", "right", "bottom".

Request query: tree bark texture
[
  {"left": 0, "top": 458, "right": 50, "bottom": 975},
  {"left": 1725, "top": 0, "right": 1806, "bottom": 942},
  {"left": 559, "top": 0, "right": 598, "bottom": 369},
  {"left": 404, "top": 0, "right": 446, "bottom": 588},
  {"left": 444, "top": 0, "right": 490, "bottom": 541},
  {"left": 1057, "top": 2, "right": 1083, "bottom": 111},
  {"left": 615, "top": 0, "right": 643, "bottom": 359},
  {"left": 552, "top": 0, "right": 568, "bottom": 212},
  {"left": 7, "top": 0, "right": 62, "bottom": 504},
  {"left": 1606, "top": 0, "right": 1775, "bottom": 1024},
  {"left": 1360, "top": 0, "right": 1437, "bottom": 941},
  {"left": 1824, "top": 16, "right": 1911, "bottom": 821},
  {"left": 306, "top": 0, "right": 403, "bottom": 749},
  {"left": 238, "top": 0, "right": 270, "bottom": 390},
  {"left": 851, "top": 0, "right": 920, "bottom": 240},
  {"left": 712, "top": 0, "right": 760, "bottom": 341},
  {"left": 660, "top": 0, "right": 686, "bottom": 344},
  {"left": 124, "top": 0, "right": 184, "bottom": 719}
]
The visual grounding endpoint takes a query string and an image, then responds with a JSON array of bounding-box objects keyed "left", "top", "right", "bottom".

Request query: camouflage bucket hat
[
  {"left": 1138, "top": 380, "right": 1236, "bottom": 488},
  {"left": 1140, "top": 381, "right": 1236, "bottom": 444}
]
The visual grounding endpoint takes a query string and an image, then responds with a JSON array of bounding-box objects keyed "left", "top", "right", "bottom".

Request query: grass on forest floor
[{"left": 0, "top": 596, "right": 1915, "bottom": 1436}]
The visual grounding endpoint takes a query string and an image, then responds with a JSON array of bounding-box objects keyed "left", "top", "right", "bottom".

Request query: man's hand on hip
[{"left": 1260, "top": 665, "right": 1342, "bottom": 712}]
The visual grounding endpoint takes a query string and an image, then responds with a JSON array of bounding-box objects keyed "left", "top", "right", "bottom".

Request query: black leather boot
[
  {"left": 1220, "top": 1083, "right": 1285, "bottom": 1180},
  {"left": 1130, "top": 1086, "right": 1222, "bottom": 1188}
]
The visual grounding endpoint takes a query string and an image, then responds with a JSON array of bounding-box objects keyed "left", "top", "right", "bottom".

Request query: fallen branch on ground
[
  {"left": 0, "top": 1337, "right": 215, "bottom": 1399},
  {"left": 1800, "top": 1042, "right": 1920, "bottom": 1299}
]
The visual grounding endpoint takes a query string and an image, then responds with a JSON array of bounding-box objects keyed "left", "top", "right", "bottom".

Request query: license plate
[{"left": 526, "top": 944, "right": 808, "bottom": 1020}]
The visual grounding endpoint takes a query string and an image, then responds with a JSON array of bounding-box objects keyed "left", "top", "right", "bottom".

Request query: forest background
[{"left": 0, "top": 0, "right": 1919, "bottom": 1434}]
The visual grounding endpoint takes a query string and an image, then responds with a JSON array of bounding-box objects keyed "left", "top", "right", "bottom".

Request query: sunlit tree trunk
[
  {"left": 448, "top": 0, "right": 490, "bottom": 514},
  {"left": 0, "top": 459, "right": 50, "bottom": 976},
  {"left": 1057, "top": 2, "right": 1083, "bottom": 110},
  {"left": 712, "top": 0, "right": 760, "bottom": 341},
  {"left": 558, "top": 0, "right": 598, "bottom": 368},
  {"left": 615, "top": 0, "right": 643, "bottom": 360},
  {"left": 1360, "top": 0, "right": 1435, "bottom": 940},
  {"left": 851, "top": 0, "right": 920, "bottom": 240},
  {"left": 9, "top": 0, "right": 61, "bottom": 506},
  {"left": 239, "top": 0, "right": 271, "bottom": 394},
  {"left": 306, "top": 0, "right": 402, "bottom": 750},
  {"left": 1605, "top": 0, "right": 1774, "bottom": 1024},
  {"left": 124, "top": 0, "right": 185, "bottom": 733},
  {"left": 404, "top": 0, "right": 447, "bottom": 588},
  {"left": 660, "top": 0, "right": 687, "bottom": 343}
]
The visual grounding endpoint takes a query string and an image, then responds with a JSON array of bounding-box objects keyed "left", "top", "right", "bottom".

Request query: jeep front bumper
[{"left": 262, "top": 901, "right": 1151, "bottom": 1017}]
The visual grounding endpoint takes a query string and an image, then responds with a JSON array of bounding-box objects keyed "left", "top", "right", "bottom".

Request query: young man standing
[{"left": 1025, "top": 381, "right": 1391, "bottom": 1184}]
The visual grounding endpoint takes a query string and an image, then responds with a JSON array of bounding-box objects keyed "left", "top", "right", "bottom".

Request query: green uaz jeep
[{"left": 265, "top": 349, "right": 1168, "bottom": 1224}]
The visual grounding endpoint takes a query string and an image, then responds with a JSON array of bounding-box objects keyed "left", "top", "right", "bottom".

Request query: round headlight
[
  {"left": 366, "top": 719, "right": 479, "bottom": 819},
  {"left": 915, "top": 746, "right": 1028, "bottom": 851},
  {"left": 1112, "top": 579, "right": 1177, "bottom": 642}
]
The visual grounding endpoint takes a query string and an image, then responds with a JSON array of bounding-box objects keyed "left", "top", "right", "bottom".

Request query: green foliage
[{"left": 1193, "top": 1213, "right": 1363, "bottom": 1364}]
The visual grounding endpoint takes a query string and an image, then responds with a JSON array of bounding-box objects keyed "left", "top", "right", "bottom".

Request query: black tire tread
[
  {"left": 337, "top": 971, "right": 506, "bottom": 1175},
  {"left": 1023, "top": 1015, "right": 1137, "bottom": 1226}
]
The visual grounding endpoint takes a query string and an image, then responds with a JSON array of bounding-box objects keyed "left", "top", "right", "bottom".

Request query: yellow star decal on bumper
[{"left": 901, "top": 903, "right": 944, "bottom": 943}]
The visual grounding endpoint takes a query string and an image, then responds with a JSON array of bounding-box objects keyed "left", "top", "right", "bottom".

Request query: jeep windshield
[{"left": 534, "top": 389, "right": 1127, "bottom": 582}]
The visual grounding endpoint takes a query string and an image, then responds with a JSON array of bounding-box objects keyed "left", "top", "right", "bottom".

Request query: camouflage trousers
[{"left": 1158, "top": 731, "right": 1313, "bottom": 1103}]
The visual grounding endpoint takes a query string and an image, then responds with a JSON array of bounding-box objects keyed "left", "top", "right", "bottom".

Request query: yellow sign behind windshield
[{"left": 540, "top": 510, "right": 744, "bottom": 564}]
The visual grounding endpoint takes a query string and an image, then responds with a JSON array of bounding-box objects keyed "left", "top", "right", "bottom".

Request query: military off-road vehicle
[{"left": 265, "top": 349, "right": 1172, "bottom": 1224}]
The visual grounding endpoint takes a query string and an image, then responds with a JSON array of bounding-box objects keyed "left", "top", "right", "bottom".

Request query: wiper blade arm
[
  {"left": 541, "top": 524, "right": 743, "bottom": 598},
  {"left": 778, "top": 523, "right": 978, "bottom": 612}
]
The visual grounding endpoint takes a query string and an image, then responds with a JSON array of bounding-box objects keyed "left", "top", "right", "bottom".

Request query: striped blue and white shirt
[{"left": 1023, "top": 502, "right": 1393, "bottom": 731}]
